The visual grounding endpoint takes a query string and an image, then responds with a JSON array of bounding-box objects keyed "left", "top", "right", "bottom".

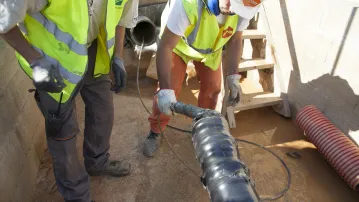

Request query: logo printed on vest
[
  {"left": 243, "top": 0, "right": 260, "bottom": 7},
  {"left": 115, "top": 0, "right": 123, "bottom": 6},
  {"left": 58, "top": 43, "right": 71, "bottom": 54},
  {"left": 222, "top": 26, "right": 234, "bottom": 38}
]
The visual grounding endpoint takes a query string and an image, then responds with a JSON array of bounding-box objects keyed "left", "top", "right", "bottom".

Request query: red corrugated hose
[{"left": 296, "top": 105, "right": 359, "bottom": 191}]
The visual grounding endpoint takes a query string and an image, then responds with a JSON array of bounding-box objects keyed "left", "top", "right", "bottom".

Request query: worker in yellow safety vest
[
  {"left": 0, "top": 0, "right": 138, "bottom": 201},
  {"left": 143, "top": 0, "right": 265, "bottom": 157}
]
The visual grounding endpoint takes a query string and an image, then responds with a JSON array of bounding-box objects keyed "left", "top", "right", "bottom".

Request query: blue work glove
[
  {"left": 111, "top": 57, "right": 127, "bottom": 93},
  {"left": 31, "top": 57, "right": 66, "bottom": 93},
  {"left": 156, "top": 89, "right": 177, "bottom": 115},
  {"left": 227, "top": 74, "right": 242, "bottom": 107}
]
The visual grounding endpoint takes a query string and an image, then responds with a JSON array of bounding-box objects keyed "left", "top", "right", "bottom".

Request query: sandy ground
[
  {"left": 32, "top": 65, "right": 359, "bottom": 201},
  {"left": 1, "top": 5, "right": 356, "bottom": 201}
]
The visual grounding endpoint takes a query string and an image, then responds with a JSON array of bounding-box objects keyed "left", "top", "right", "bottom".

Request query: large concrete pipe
[
  {"left": 129, "top": 16, "right": 158, "bottom": 46},
  {"left": 296, "top": 105, "right": 359, "bottom": 191}
]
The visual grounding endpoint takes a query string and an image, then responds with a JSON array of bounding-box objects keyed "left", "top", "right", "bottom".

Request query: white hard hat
[{"left": 230, "top": 0, "right": 263, "bottom": 19}]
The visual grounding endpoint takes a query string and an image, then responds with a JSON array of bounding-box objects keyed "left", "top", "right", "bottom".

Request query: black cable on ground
[
  {"left": 135, "top": 42, "right": 290, "bottom": 200},
  {"left": 235, "top": 138, "right": 291, "bottom": 201}
]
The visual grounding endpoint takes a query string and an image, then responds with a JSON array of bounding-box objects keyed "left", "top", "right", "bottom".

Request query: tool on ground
[{"left": 286, "top": 152, "right": 301, "bottom": 159}]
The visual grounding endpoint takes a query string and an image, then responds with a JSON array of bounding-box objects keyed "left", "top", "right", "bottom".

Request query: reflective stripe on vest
[
  {"left": 33, "top": 46, "right": 82, "bottom": 84},
  {"left": 107, "top": 37, "right": 115, "bottom": 49},
  {"left": 20, "top": 24, "right": 83, "bottom": 84},
  {"left": 31, "top": 12, "right": 87, "bottom": 56},
  {"left": 182, "top": 0, "right": 240, "bottom": 55}
]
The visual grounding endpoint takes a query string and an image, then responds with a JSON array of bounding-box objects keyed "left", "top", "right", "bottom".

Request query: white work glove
[
  {"left": 156, "top": 89, "right": 177, "bottom": 115},
  {"left": 31, "top": 57, "right": 66, "bottom": 93},
  {"left": 227, "top": 74, "right": 242, "bottom": 107}
]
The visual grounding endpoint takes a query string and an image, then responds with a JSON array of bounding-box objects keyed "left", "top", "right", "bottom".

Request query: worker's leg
[
  {"left": 34, "top": 90, "right": 90, "bottom": 202},
  {"left": 80, "top": 39, "right": 130, "bottom": 176},
  {"left": 148, "top": 52, "right": 187, "bottom": 133},
  {"left": 80, "top": 75, "right": 113, "bottom": 171},
  {"left": 143, "top": 52, "right": 187, "bottom": 157},
  {"left": 193, "top": 61, "right": 222, "bottom": 109}
]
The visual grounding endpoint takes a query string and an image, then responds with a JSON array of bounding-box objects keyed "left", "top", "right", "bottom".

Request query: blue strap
[{"left": 207, "top": 0, "right": 220, "bottom": 16}]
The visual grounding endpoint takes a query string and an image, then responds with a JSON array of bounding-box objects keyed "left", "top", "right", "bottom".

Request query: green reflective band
[
  {"left": 31, "top": 12, "right": 87, "bottom": 56},
  {"left": 33, "top": 46, "right": 83, "bottom": 84}
]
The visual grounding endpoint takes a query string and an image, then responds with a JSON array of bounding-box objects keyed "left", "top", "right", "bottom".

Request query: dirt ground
[{"left": 32, "top": 63, "right": 359, "bottom": 201}]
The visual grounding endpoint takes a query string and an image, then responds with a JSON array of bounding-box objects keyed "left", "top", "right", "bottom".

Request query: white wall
[{"left": 259, "top": 0, "right": 359, "bottom": 144}]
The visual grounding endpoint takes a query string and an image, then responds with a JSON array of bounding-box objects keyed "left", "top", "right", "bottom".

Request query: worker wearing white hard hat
[{"left": 143, "top": 0, "right": 265, "bottom": 157}]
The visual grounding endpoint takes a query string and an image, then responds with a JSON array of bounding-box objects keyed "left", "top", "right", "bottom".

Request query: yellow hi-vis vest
[
  {"left": 161, "top": 0, "right": 239, "bottom": 70},
  {"left": 15, "top": 0, "right": 128, "bottom": 103}
]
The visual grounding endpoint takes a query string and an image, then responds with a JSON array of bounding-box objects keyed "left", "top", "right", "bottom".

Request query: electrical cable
[
  {"left": 235, "top": 138, "right": 291, "bottom": 201},
  {"left": 135, "top": 41, "right": 290, "bottom": 201}
]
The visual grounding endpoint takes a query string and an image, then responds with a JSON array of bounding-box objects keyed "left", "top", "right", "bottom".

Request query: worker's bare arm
[
  {"left": 224, "top": 31, "right": 243, "bottom": 75},
  {"left": 114, "top": 25, "right": 126, "bottom": 59},
  {"left": 156, "top": 27, "right": 181, "bottom": 89},
  {"left": 0, "top": 26, "right": 41, "bottom": 64}
]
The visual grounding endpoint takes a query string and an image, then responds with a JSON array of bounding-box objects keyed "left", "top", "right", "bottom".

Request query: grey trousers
[{"left": 34, "top": 40, "right": 114, "bottom": 202}]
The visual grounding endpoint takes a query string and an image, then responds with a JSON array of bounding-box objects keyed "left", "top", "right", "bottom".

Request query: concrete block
[
  {"left": 323, "top": 99, "right": 359, "bottom": 146},
  {"left": 0, "top": 162, "right": 17, "bottom": 201},
  {"left": 309, "top": 74, "right": 358, "bottom": 109},
  {"left": 354, "top": 100, "right": 359, "bottom": 117},
  {"left": 0, "top": 42, "right": 19, "bottom": 95},
  {"left": 32, "top": 121, "right": 46, "bottom": 160},
  {"left": 15, "top": 98, "right": 43, "bottom": 154},
  {"left": 0, "top": 135, "right": 26, "bottom": 201},
  {"left": 0, "top": 135, "right": 26, "bottom": 176},
  {"left": 13, "top": 147, "right": 40, "bottom": 202},
  {"left": 8, "top": 68, "right": 33, "bottom": 111},
  {"left": 15, "top": 123, "right": 33, "bottom": 154},
  {"left": 0, "top": 88, "right": 20, "bottom": 150},
  {"left": 287, "top": 72, "right": 327, "bottom": 112}
]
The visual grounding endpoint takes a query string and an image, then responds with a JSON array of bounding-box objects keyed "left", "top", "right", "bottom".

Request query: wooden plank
[
  {"left": 234, "top": 92, "right": 282, "bottom": 112},
  {"left": 242, "top": 29, "right": 266, "bottom": 39},
  {"left": 145, "top": 53, "right": 158, "bottom": 80},
  {"left": 238, "top": 59, "right": 274, "bottom": 72},
  {"left": 226, "top": 106, "right": 236, "bottom": 128}
]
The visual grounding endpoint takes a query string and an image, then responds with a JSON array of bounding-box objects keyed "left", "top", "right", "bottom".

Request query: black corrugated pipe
[
  {"left": 170, "top": 102, "right": 260, "bottom": 202},
  {"left": 129, "top": 16, "right": 157, "bottom": 46}
]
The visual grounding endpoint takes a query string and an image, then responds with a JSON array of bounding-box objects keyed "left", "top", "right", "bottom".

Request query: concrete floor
[{"left": 32, "top": 70, "right": 359, "bottom": 201}]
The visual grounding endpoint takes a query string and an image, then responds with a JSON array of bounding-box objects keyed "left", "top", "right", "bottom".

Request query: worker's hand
[
  {"left": 156, "top": 89, "right": 177, "bottom": 116},
  {"left": 31, "top": 57, "right": 66, "bottom": 93},
  {"left": 111, "top": 57, "right": 127, "bottom": 94},
  {"left": 227, "top": 74, "right": 242, "bottom": 107}
]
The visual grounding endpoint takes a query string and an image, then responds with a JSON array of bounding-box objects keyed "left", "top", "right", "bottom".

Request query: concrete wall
[
  {"left": 259, "top": 0, "right": 359, "bottom": 144},
  {"left": 0, "top": 39, "right": 46, "bottom": 201}
]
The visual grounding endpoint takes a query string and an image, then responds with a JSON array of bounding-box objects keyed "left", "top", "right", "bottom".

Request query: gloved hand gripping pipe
[{"left": 170, "top": 102, "right": 260, "bottom": 202}]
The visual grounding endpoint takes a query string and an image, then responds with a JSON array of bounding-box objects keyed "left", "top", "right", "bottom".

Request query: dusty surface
[{"left": 32, "top": 69, "right": 359, "bottom": 202}]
